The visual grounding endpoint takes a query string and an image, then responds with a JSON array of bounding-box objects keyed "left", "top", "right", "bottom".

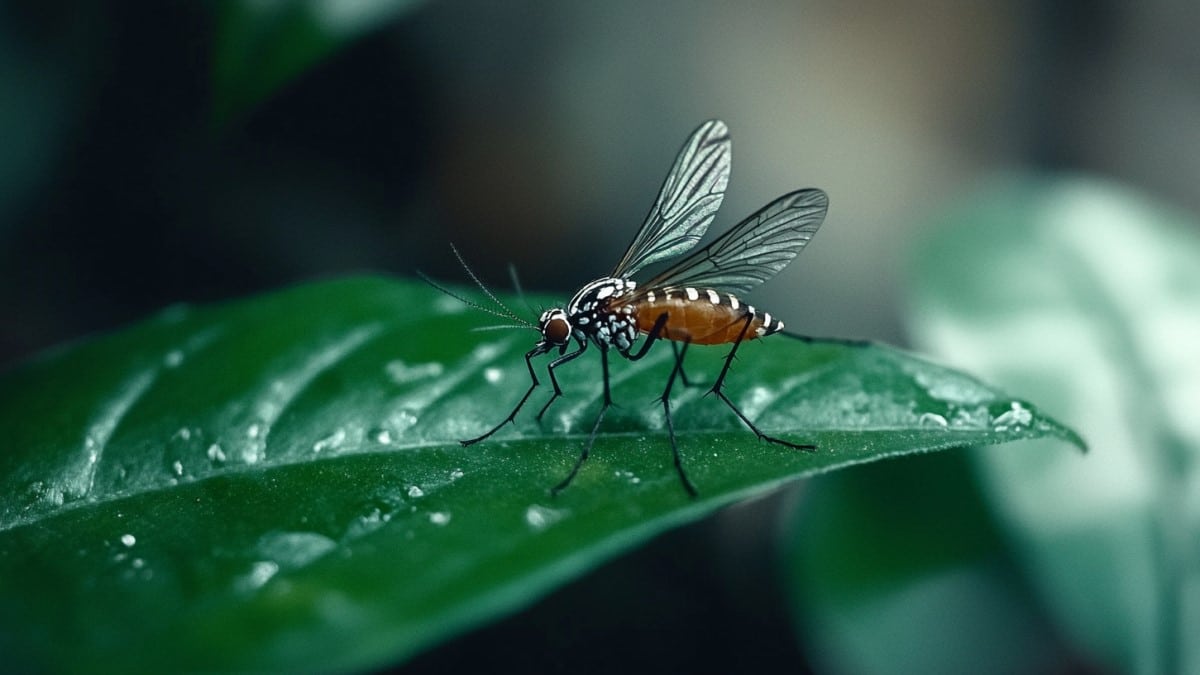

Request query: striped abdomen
[{"left": 627, "top": 287, "right": 784, "bottom": 345}]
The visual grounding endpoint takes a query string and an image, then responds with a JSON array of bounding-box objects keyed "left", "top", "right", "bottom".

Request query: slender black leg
[
  {"left": 671, "top": 341, "right": 703, "bottom": 387},
  {"left": 712, "top": 315, "right": 817, "bottom": 451},
  {"left": 551, "top": 344, "right": 613, "bottom": 496},
  {"left": 463, "top": 345, "right": 548, "bottom": 446},
  {"left": 783, "top": 332, "right": 871, "bottom": 348},
  {"left": 536, "top": 337, "right": 589, "bottom": 421},
  {"left": 660, "top": 340, "right": 698, "bottom": 497},
  {"left": 625, "top": 312, "right": 670, "bottom": 362}
]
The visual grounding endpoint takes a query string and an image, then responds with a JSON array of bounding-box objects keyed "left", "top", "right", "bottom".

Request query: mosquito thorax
[
  {"left": 565, "top": 277, "right": 639, "bottom": 352},
  {"left": 538, "top": 308, "right": 572, "bottom": 346}
]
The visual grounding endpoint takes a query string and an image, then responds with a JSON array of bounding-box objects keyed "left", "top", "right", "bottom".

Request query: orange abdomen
[{"left": 628, "top": 287, "right": 784, "bottom": 345}]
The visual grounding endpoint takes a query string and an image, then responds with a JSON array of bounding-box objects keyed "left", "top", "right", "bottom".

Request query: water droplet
[
  {"left": 739, "top": 386, "right": 773, "bottom": 419},
  {"left": 172, "top": 427, "right": 192, "bottom": 442},
  {"left": 472, "top": 342, "right": 504, "bottom": 361},
  {"left": 163, "top": 350, "right": 184, "bottom": 368},
  {"left": 240, "top": 438, "right": 265, "bottom": 464},
  {"left": 429, "top": 511, "right": 451, "bottom": 526},
  {"left": 992, "top": 401, "right": 1033, "bottom": 433},
  {"left": 373, "top": 428, "right": 393, "bottom": 444},
  {"left": 120, "top": 534, "right": 136, "bottom": 547},
  {"left": 246, "top": 423, "right": 263, "bottom": 439},
  {"left": 614, "top": 469, "right": 641, "bottom": 485},
  {"left": 434, "top": 294, "right": 467, "bottom": 314},
  {"left": 449, "top": 468, "right": 465, "bottom": 481},
  {"left": 171, "top": 460, "right": 184, "bottom": 477},
  {"left": 524, "top": 504, "right": 566, "bottom": 530},
  {"left": 312, "top": 428, "right": 347, "bottom": 453},
  {"left": 207, "top": 443, "right": 227, "bottom": 462},
  {"left": 949, "top": 405, "right": 990, "bottom": 430},
  {"left": 407, "top": 485, "right": 424, "bottom": 498},
  {"left": 236, "top": 560, "right": 280, "bottom": 592},
  {"left": 385, "top": 360, "right": 445, "bottom": 385},
  {"left": 131, "top": 557, "right": 145, "bottom": 569},
  {"left": 918, "top": 412, "right": 949, "bottom": 428},
  {"left": 484, "top": 367, "right": 503, "bottom": 384},
  {"left": 389, "top": 409, "right": 419, "bottom": 433},
  {"left": 255, "top": 531, "right": 337, "bottom": 569}
]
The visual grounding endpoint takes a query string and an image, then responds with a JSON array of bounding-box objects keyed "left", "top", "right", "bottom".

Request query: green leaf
[
  {"left": 909, "top": 176, "right": 1200, "bottom": 674},
  {"left": 0, "top": 277, "right": 1079, "bottom": 672},
  {"left": 212, "top": 0, "right": 424, "bottom": 122}
]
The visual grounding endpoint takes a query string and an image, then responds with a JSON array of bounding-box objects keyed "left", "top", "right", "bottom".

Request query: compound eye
[{"left": 544, "top": 317, "right": 571, "bottom": 344}]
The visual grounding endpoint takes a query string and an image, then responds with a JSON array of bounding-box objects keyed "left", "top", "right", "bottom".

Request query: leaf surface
[{"left": 0, "top": 277, "right": 1079, "bottom": 672}]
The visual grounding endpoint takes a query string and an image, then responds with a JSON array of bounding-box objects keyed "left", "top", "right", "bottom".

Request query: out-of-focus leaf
[
  {"left": 0, "top": 277, "right": 1079, "bottom": 672},
  {"left": 213, "top": 0, "right": 424, "bottom": 122},
  {"left": 783, "top": 451, "right": 1068, "bottom": 675},
  {"left": 909, "top": 176, "right": 1200, "bottom": 674}
]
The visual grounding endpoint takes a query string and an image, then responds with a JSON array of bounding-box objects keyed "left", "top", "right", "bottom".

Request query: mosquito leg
[
  {"left": 536, "top": 337, "right": 588, "bottom": 422},
  {"left": 660, "top": 339, "right": 698, "bottom": 497},
  {"left": 671, "top": 341, "right": 702, "bottom": 387},
  {"left": 552, "top": 344, "right": 612, "bottom": 496},
  {"left": 783, "top": 332, "right": 871, "bottom": 348},
  {"left": 463, "top": 346, "right": 547, "bottom": 446},
  {"left": 625, "top": 312, "right": 670, "bottom": 362},
  {"left": 712, "top": 315, "right": 816, "bottom": 451}
]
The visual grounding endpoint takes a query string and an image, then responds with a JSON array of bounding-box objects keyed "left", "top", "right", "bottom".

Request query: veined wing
[
  {"left": 630, "top": 188, "right": 828, "bottom": 295},
  {"left": 611, "top": 120, "right": 732, "bottom": 278}
]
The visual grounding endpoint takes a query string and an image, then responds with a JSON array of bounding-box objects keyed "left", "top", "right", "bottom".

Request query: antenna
[{"left": 417, "top": 244, "right": 535, "bottom": 327}]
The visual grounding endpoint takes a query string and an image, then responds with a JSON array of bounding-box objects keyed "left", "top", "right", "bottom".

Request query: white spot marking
[
  {"left": 685, "top": 287, "right": 699, "bottom": 301},
  {"left": 706, "top": 289, "right": 720, "bottom": 304},
  {"left": 776, "top": 320, "right": 785, "bottom": 332},
  {"left": 747, "top": 305, "right": 757, "bottom": 315},
  {"left": 755, "top": 327, "right": 766, "bottom": 337},
  {"left": 647, "top": 291, "right": 656, "bottom": 302},
  {"left": 763, "top": 312, "right": 772, "bottom": 327},
  {"left": 578, "top": 316, "right": 590, "bottom": 325},
  {"left": 728, "top": 295, "right": 739, "bottom": 310}
]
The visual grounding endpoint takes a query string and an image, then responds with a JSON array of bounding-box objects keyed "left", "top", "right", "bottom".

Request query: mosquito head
[{"left": 537, "top": 308, "right": 572, "bottom": 346}]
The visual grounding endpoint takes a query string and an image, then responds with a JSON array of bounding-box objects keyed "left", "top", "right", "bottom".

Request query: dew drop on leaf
[
  {"left": 312, "top": 428, "right": 347, "bottom": 453},
  {"left": 918, "top": 412, "right": 949, "bottom": 428},
  {"left": 524, "top": 505, "right": 566, "bottom": 531},
  {"left": 207, "top": 443, "right": 226, "bottom": 463}
]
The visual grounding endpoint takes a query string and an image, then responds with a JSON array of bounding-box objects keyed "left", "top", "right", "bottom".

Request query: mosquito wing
[
  {"left": 610, "top": 120, "right": 732, "bottom": 279},
  {"left": 634, "top": 188, "right": 828, "bottom": 295}
]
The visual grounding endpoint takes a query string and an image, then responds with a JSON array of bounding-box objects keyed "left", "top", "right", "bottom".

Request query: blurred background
[
  {"left": 3, "top": 1, "right": 1198, "bottom": 673},
  {"left": 5, "top": 0, "right": 1199, "bottom": 367}
]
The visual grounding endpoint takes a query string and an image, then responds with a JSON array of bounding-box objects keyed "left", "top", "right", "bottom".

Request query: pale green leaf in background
[{"left": 909, "top": 176, "right": 1200, "bottom": 674}]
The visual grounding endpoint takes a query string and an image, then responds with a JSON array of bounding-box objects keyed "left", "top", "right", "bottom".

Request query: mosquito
[{"left": 425, "top": 120, "right": 829, "bottom": 497}]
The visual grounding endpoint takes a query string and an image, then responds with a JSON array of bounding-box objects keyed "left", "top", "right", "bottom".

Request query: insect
[{"left": 427, "top": 120, "right": 828, "bottom": 496}]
